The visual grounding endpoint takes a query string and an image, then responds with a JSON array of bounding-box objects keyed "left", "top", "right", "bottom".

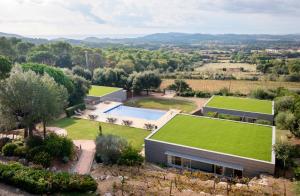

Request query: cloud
[
  {"left": 0, "top": 0, "right": 299, "bottom": 37},
  {"left": 63, "top": 2, "right": 105, "bottom": 24}
]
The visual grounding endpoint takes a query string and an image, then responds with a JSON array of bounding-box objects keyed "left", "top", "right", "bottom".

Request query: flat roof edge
[{"left": 146, "top": 137, "right": 274, "bottom": 164}]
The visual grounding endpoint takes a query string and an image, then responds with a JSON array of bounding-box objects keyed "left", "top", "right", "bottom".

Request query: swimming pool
[{"left": 104, "top": 105, "right": 167, "bottom": 120}]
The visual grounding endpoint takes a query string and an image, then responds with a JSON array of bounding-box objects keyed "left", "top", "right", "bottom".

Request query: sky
[{"left": 0, "top": 0, "right": 299, "bottom": 39}]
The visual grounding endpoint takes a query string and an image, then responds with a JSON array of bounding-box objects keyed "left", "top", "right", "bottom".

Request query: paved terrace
[{"left": 78, "top": 101, "right": 180, "bottom": 129}]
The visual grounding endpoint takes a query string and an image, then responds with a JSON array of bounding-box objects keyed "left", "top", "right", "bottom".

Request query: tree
[
  {"left": 275, "top": 96, "right": 295, "bottom": 113},
  {"left": 273, "top": 143, "right": 294, "bottom": 173},
  {"left": 0, "top": 55, "right": 12, "bottom": 79},
  {"left": 66, "top": 73, "right": 91, "bottom": 105},
  {"left": 131, "top": 71, "right": 161, "bottom": 94},
  {"left": 0, "top": 66, "right": 68, "bottom": 138},
  {"left": 27, "top": 51, "right": 56, "bottom": 65},
  {"left": 95, "top": 134, "right": 128, "bottom": 164},
  {"left": 72, "top": 65, "right": 92, "bottom": 80},
  {"left": 93, "top": 68, "right": 128, "bottom": 88},
  {"left": 38, "top": 75, "right": 68, "bottom": 138},
  {"left": 167, "top": 79, "right": 191, "bottom": 93},
  {"left": 275, "top": 111, "right": 296, "bottom": 130}
]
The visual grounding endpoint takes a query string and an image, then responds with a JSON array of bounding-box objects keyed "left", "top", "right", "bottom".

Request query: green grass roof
[
  {"left": 150, "top": 114, "right": 273, "bottom": 162},
  {"left": 88, "top": 85, "right": 122, "bottom": 97},
  {"left": 206, "top": 96, "right": 273, "bottom": 114}
]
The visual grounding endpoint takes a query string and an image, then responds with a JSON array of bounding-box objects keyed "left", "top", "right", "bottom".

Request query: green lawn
[
  {"left": 150, "top": 114, "right": 273, "bottom": 162},
  {"left": 88, "top": 85, "right": 121, "bottom": 97},
  {"left": 125, "top": 97, "right": 197, "bottom": 113},
  {"left": 50, "top": 118, "right": 150, "bottom": 150},
  {"left": 206, "top": 96, "right": 273, "bottom": 114}
]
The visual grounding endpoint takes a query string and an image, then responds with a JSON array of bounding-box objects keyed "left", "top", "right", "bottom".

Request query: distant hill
[{"left": 1, "top": 32, "right": 300, "bottom": 46}]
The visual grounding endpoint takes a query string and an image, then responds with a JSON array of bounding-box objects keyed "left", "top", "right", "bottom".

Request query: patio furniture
[
  {"left": 106, "top": 117, "right": 117, "bottom": 124},
  {"left": 122, "top": 120, "right": 133, "bottom": 126},
  {"left": 144, "top": 123, "right": 156, "bottom": 131},
  {"left": 88, "top": 114, "right": 98, "bottom": 120}
]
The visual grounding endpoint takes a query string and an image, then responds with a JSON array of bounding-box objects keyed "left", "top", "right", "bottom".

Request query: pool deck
[{"left": 77, "top": 101, "right": 180, "bottom": 130}]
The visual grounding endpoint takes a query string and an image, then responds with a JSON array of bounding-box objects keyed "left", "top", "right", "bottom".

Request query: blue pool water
[{"left": 104, "top": 105, "right": 166, "bottom": 120}]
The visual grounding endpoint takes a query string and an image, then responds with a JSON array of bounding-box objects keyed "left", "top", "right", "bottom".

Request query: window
[
  {"left": 234, "top": 169, "right": 243, "bottom": 178},
  {"left": 173, "top": 156, "right": 182, "bottom": 166},
  {"left": 215, "top": 165, "right": 223, "bottom": 175}
]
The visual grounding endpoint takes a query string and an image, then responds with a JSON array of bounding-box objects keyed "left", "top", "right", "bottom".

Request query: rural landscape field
[
  {"left": 0, "top": 0, "right": 300, "bottom": 195},
  {"left": 162, "top": 79, "right": 300, "bottom": 94}
]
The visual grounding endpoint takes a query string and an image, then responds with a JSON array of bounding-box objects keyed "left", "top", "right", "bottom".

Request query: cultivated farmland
[{"left": 161, "top": 79, "right": 300, "bottom": 94}]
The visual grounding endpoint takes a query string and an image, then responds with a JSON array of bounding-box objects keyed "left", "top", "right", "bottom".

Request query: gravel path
[{"left": 73, "top": 140, "right": 96, "bottom": 174}]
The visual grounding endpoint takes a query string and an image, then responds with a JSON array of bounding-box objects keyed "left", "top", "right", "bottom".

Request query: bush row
[
  {"left": 1, "top": 133, "right": 74, "bottom": 168},
  {"left": 177, "top": 88, "right": 246, "bottom": 98},
  {"left": 0, "top": 162, "right": 97, "bottom": 194},
  {"left": 65, "top": 103, "right": 86, "bottom": 117}
]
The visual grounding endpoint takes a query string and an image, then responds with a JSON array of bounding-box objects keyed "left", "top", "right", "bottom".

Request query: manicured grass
[
  {"left": 50, "top": 118, "right": 150, "bottom": 150},
  {"left": 150, "top": 114, "right": 273, "bottom": 162},
  {"left": 125, "top": 97, "right": 197, "bottom": 113},
  {"left": 206, "top": 96, "right": 273, "bottom": 114},
  {"left": 88, "top": 85, "right": 121, "bottom": 97}
]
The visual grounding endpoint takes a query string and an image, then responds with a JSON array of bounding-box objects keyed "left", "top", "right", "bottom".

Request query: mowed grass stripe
[
  {"left": 51, "top": 118, "right": 150, "bottom": 150},
  {"left": 206, "top": 96, "right": 273, "bottom": 114},
  {"left": 88, "top": 85, "right": 121, "bottom": 97},
  {"left": 150, "top": 115, "right": 273, "bottom": 162}
]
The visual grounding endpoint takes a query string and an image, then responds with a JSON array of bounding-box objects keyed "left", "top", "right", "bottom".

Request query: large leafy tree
[
  {"left": 131, "top": 71, "right": 161, "bottom": 94},
  {"left": 0, "top": 55, "right": 12, "bottom": 79},
  {"left": 93, "top": 68, "right": 128, "bottom": 88},
  {"left": 27, "top": 51, "right": 56, "bottom": 65},
  {"left": 0, "top": 66, "right": 68, "bottom": 138}
]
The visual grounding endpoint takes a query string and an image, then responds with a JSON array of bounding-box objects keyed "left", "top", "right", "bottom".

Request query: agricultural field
[
  {"left": 194, "top": 61, "right": 259, "bottom": 80},
  {"left": 161, "top": 79, "right": 300, "bottom": 94},
  {"left": 196, "top": 62, "right": 256, "bottom": 72}
]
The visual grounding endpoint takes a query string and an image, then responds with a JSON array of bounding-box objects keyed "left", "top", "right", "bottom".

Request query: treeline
[
  {"left": 0, "top": 36, "right": 202, "bottom": 73},
  {"left": 231, "top": 51, "right": 300, "bottom": 82}
]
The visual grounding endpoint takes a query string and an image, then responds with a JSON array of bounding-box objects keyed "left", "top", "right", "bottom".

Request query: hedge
[
  {"left": 65, "top": 103, "right": 86, "bottom": 117},
  {"left": 0, "top": 163, "right": 97, "bottom": 194}
]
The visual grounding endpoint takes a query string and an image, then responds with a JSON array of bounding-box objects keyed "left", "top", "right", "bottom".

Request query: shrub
[
  {"left": 13, "top": 146, "right": 28, "bottom": 158},
  {"left": 195, "top": 91, "right": 211, "bottom": 98},
  {"left": 275, "top": 111, "right": 296, "bottom": 130},
  {"left": 26, "top": 146, "right": 46, "bottom": 161},
  {"left": 294, "top": 167, "right": 300, "bottom": 180},
  {"left": 2, "top": 143, "right": 18, "bottom": 156},
  {"left": 250, "top": 88, "right": 275, "bottom": 100},
  {"left": 256, "top": 120, "right": 272, "bottom": 125},
  {"left": 65, "top": 103, "right": 86, "bottom": 117},
  {"left": 0, "top": 162, "right": 97, "bottom": 194},
  {"left": 218, "top": 114, "right": 241, "bottom": 121},
  {"left": 275, "top": 96, "right": 295, "bottom": 113},
  {"left": 33, "top": 152, "right": 52, "bottom": 168},
  {"left": 0, "top": 137, "right": 11, "bottom": 150},
  {"left": 25, "top": 135, "right": 43, "bottom": 149},
  {"left": 117, "top": 146, "right": 144, "bottom": 166},
  {"left": 44, "top": 133, "right": 74, "bottom": 159},
  {"left": 95, "top": 134, "right": 128, "bottom": 164}
]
